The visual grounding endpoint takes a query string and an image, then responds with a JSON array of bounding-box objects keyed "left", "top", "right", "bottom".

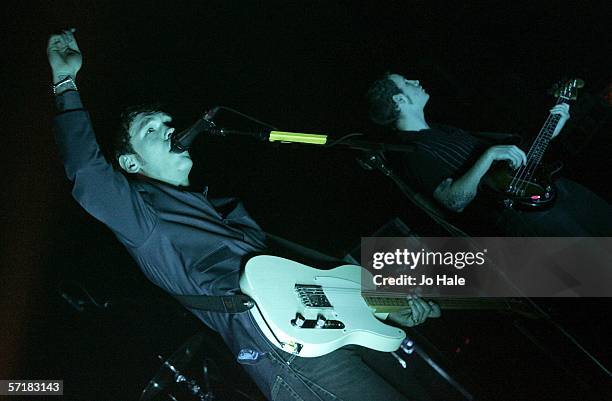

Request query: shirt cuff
[{"left": 55, "top": 90, "right": 84, "bottom": 113}]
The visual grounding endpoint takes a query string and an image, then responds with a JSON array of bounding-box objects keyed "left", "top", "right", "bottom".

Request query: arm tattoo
[
  {"left": 433, "top": 178, "right": 477, "bottom": 213},
  {"left": 444, "top": 191, "right": 476, "bottom": 212}
]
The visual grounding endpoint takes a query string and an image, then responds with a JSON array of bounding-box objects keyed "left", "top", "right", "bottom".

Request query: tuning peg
[{"left": 551, "top": 78, "right": 585, "bottom": 99}]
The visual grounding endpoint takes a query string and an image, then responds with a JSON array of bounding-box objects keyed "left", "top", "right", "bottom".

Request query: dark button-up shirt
[{"left": 53, "top": 91, "right": 267, "bottom": 331}]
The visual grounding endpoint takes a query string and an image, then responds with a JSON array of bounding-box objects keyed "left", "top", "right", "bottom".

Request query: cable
[
  {"left": 57, "top": 280, "right": 111, "bottom": 310},
  {"left": 325, "top": 132, "right": 365, "bottom": 147},
  {"left": 216, "top": 106, "right": 278, "bottom": 130},
  {"left": 521, "top": 298, "right": 612, "bottom": 378}
]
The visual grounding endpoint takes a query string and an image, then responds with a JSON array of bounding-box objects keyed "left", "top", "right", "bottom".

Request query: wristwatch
[{"left": 53, "top": 76, "right": 78, "bottom": 95}]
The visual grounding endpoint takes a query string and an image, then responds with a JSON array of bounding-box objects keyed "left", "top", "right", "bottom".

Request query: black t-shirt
[
  {"left": 388, "top": 125, "right": 612, "bottom": 236},
  {"left": 389, "top": 125, "right": 489, "bottom": 197}
]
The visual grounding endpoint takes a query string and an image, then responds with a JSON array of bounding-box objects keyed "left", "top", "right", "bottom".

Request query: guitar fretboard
[
  {"left": 362, "top": 295, "right": 517, "bottom": 314},
  {"left": 525, "top": 95, "right": 568, "bottom": 173}
]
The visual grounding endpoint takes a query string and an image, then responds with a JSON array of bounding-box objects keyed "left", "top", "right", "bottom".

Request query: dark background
[{"left": 2, "top": 1, "right": 611, "bottom": 400}]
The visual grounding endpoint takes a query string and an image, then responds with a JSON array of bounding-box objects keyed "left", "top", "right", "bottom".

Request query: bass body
[{"left": 481, "top": 160, "right": 563, "bottom": 209}]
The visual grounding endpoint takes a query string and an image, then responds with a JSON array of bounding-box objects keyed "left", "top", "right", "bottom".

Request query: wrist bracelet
[{"left": 53, "top": 76, "right": 78, "bottom": 95}]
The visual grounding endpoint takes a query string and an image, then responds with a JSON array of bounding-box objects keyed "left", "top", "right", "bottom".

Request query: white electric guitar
[{"left": 240, "top": 255, "right": 532, "bottom": 357}]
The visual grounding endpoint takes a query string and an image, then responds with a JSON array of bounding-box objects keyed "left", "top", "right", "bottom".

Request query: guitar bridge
[
  {"left": 280, "top": 342, "right": 303, "bottom": 355},
  {"left": 295, "top": 285, "right": 333, "bottom": 308}
]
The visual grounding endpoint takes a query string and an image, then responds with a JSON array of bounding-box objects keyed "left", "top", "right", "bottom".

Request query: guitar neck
[
  {"left": 525, "top": 97, "right": 568, "bottom": 167},
  {"left": 363, "top": 295, "right": 514, "bottom": 314}
]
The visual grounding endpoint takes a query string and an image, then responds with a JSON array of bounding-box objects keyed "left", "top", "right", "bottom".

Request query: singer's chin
[{"left": 177, "top": 156, "right": 193, "bottom": 171}]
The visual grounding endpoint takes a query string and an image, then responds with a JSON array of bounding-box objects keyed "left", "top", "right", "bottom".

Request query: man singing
[{"left": 49, "top": 31, "right": 440, "bottom": 401}]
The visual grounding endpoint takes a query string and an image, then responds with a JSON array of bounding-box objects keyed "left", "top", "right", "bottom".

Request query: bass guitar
[{"left": 481, "top": 79, "right": 583, "bottom": 209}]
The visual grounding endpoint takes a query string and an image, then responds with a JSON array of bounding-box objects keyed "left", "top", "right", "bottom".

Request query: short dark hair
[
  {"left": 366, "top": 73, "right": 402, "bottom": 126},
  {"left": 113, "top": 103, "right": 167, "bottom": 168}
]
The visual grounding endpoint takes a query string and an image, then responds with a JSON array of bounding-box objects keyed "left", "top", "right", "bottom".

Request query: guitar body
[
  {"left": 239, "top": 255, "right": 406, "bottom": 357},
  {"left": 481, "top": 160, "right": 563, "bottom": 210}
]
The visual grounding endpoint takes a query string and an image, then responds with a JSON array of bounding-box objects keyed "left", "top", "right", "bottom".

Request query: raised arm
[
  {"left": 48, "top": 30, "right": 156, "bottom": 247},
  {"left": 47, "top": 29, "right": 82, "bottom": 89},
  {"left": 433, "top": 145, "right": 527, "bottom": 212}
]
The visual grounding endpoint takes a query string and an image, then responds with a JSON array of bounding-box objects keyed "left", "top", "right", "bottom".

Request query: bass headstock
[{"left": 549, "top": 78, "right": 585, "bottom": 101}]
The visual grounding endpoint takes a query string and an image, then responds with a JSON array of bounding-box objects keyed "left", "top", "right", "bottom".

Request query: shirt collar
[{"left": 133, "top": 173, "right": 208, "bottom": 195}]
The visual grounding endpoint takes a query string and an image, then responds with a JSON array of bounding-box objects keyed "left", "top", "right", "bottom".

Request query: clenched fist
[{"left": 47, "top": 28, "right": 82, "bottom": 84}]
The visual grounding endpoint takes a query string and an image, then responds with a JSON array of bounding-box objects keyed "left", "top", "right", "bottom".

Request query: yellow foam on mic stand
[{"left": 269, "top": 131, "right": 328, "bottom": 145}]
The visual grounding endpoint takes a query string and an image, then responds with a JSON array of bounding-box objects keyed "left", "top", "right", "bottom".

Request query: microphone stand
[
  {"left": 200, "top": 123, "right": 417, "bottom": 154},
  {"left": 172, "top": 106, "right": 416, "bottom": 154}
]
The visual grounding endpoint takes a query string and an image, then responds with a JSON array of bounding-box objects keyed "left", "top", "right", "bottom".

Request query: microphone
[
  {"left": 170, "top": 107, "right": 221, "bottom": 153},
  {"left": 204, "top": 106, "right": 220, "bottom": 120}
]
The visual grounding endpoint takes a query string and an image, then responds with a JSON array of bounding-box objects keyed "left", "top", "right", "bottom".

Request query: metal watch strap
[{"left": 53, "top": 76, "right": 78, "bottom": 95}]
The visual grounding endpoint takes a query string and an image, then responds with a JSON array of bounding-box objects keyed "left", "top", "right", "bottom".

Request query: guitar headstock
[{"left": 549, "top": 78, "right": 585, "bottom": 101}]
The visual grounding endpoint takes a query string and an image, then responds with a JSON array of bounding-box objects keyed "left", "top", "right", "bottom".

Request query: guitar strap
[
  {"left": 469, "top": 130, "right": 522, "bottom": 144},
  {"left": 172, "top": 293, "right": 255, "bottom": 314},
  {"left": 172, "top": 234, "right": 341, "bottom": 314}
]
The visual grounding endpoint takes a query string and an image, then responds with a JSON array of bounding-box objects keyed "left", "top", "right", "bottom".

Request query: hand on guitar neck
[
  {"left": 481, "top": 101, "right": 569, "bottom": 171},
  {"left": 548, "top": 103, "right": 570, "bottom": 139},
  {"left": 476, "top": 102, "right": 571, "bottom": 209},
  {"left": 387, "top": 295, "right": 441, "bottom": 327}
]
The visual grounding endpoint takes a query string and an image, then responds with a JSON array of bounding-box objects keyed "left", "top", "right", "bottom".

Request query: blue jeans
[{"left": 213, "top": 311, "right": 414, "bottom": 401}]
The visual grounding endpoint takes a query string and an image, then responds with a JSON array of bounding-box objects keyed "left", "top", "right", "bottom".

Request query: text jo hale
[{"left": 373, "top": 274, "right": 466, "bottom": 286}]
